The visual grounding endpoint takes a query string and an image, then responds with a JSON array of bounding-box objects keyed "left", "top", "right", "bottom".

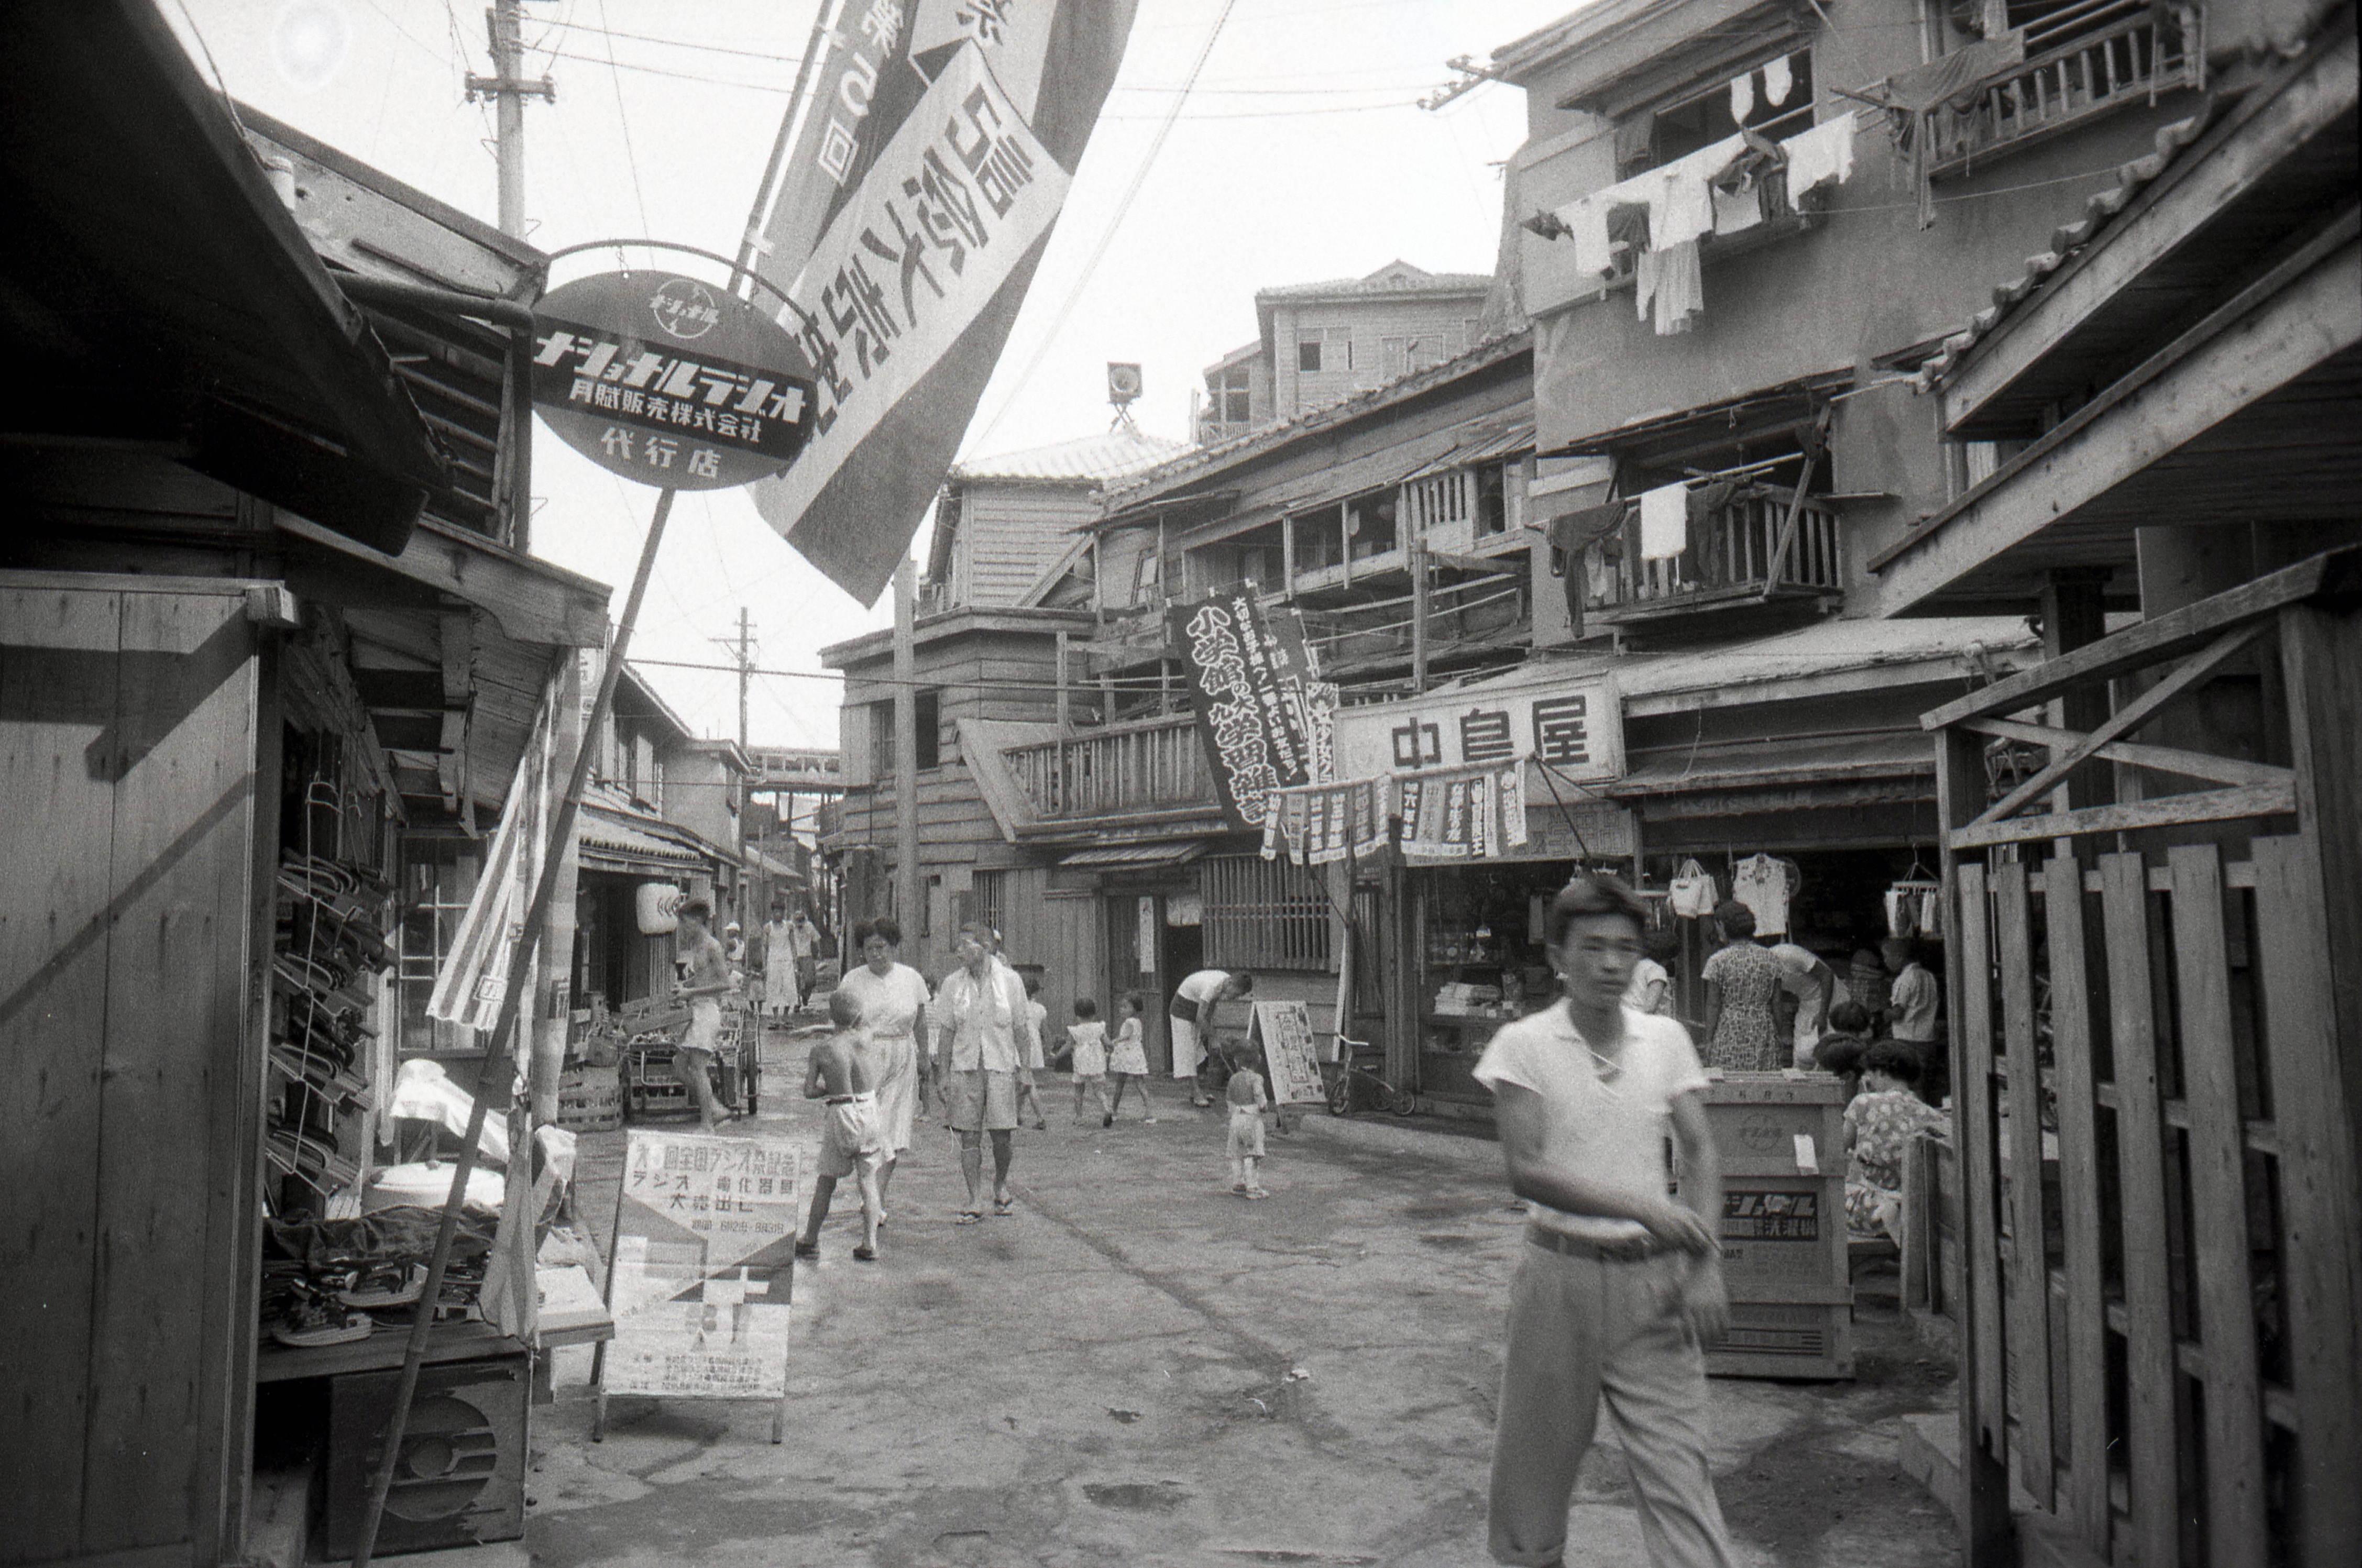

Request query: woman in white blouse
[{"left": 834, "top": 916, "right": 933, "bottom": 1219}]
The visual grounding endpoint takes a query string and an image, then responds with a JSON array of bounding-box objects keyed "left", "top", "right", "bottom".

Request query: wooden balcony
[
  {"left": 1588, "top": 491, "right": 1844, "bottom": 622},
  {"left": 1929, "top": 0, "right": 2205, "bottom": 178},
  {"left": 1003, "top": 714, "right": 1217, "bottom": 821}
]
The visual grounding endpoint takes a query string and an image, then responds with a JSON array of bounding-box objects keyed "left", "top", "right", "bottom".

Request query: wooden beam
[
  {"left": 1871, "top": 214, "right": 2361, "bottom": 615},
  {"left": 1946, "top": 782, "right": 2295, "bottom": 849},
  {"left": 1969, "top": 625, "right": 2264, "bottom": 825},
  {"left": 437, "top": 610, "right": 471, "bottom": 823},
  {"left": 1921, "top": 544, "right": 2362, "bottom": 727},
  {"left": 273, "top": 510, "right": 610, "bottom": 647},
  {"left": 1422, "top": 548, "right": 1517, "bottom": 577},
  {"left": 1941, "top": 29, "right": 2359, "bottom": 434},
  {"left": 1958, "top": 715, "right": 2293, "bottom": 791}
]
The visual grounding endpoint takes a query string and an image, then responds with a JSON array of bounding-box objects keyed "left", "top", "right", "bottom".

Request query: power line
[
  {"left": 591, "top": 0, "right": 654, "bottom": 235},
  {"left": 975, "top": 0, "right": 1243, "bottom": 446}
]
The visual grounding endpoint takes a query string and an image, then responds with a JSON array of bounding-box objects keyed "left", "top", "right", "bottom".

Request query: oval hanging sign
[{"left": 529, "top": 269, "right": 817, "bottom": 491}]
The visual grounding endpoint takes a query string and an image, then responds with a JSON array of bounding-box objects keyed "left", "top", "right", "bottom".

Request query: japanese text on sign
[
  {"left": 1170, "top": 591, "right": 1336, "bottom": 829},
  {"left": 1333, "top": 675, "right": 1622, "bottom": 786}
]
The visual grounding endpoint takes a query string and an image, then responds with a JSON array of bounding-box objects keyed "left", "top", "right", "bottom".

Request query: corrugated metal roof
[
  {"left": 1059, "top": 841, "right": 1208, "bottom": 868},
  {"left": 950, "top": 429, "right": 1189, "bottom": 484},
  {"left": 1606, "top": 731, "right": 1937, "bottom": 797}
]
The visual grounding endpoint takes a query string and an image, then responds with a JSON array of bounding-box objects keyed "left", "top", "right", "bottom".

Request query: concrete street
[{"left": 531, "top": 1029, "right": 1960, "bottom": 1567}]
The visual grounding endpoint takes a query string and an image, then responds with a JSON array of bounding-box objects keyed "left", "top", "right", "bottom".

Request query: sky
[{"left": 167, "top": 0, "right": 1583, "bottom": 751}]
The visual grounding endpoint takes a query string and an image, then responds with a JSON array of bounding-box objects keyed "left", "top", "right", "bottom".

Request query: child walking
[
  {"left": 796, "top": 989, "right": 882, "bottom": 1262},
  {"left": 1105, "top": 991, "right": 1157, "bottom": 1124},
  {"left": 1225, "top": 1043, "right": 1271, "bottom": 1198},
  {"left": 1018, "top": 972, "right": 1052, "bottom": 1130},
  {"left": 1066, "top": 998, "right": 1113, "bottom": 1125}
]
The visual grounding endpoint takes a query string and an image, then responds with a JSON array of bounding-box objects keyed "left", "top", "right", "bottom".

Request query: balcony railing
[
  {"left": 1003, "top": 714, "right": 1216, "bottom": 821},
  {"left": 1929, "top": 0, "right": 2205, "bottom": 177},
  {"left": 1589, "top": 492, "right": 1844, "bottom": 617}
]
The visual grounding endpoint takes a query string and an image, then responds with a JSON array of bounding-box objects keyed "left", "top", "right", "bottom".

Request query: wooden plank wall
[
  {"left": 0, "top": 582, "right": 263, "bottom": 1565},
  {"left": 1955, "top": 840, "right": 2348, "bottom": 1565}
]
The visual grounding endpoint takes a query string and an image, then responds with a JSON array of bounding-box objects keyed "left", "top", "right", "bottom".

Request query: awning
[
  {"left": 579, "top": 809, "right": 708, "bottom": 873},
  {"left": 1059, "top": 841, "right": 1207, "bottom": 869},
  {"left": 1603, "top": 731, "right": 1936, "bottom": 798},
  {"left": 1542, "top": 369, "right": 1853, "bottom": 465},
  {"left": 750, "top": 850, "right": 806, "bottom": 884}
]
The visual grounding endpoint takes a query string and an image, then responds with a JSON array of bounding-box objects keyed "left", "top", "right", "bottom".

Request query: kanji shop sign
[
  {"left": 1170, "top": 590, "right": 1336, "bottom": 830},
  {"left": 531, "top": 270, "right": 818, "bottom": 490},
  {"left": 1332, "top": 673, "right": 1624, "bottom": 786}
]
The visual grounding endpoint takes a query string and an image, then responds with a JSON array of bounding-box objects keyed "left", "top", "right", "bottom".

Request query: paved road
[{"left": 534, "top": 1030, "right": 1959, "bottom": 1567}]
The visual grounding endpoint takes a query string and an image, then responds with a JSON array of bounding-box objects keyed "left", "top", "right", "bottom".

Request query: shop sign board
[
  {"left": 532, "top": 270, "right": 818, "bottom": 491},
  {"left": 1332, "top": 673, "right": 1622, "bottom": 786},
  {"left": 1246, "top": 1000, "right": 1324, "bottom": 1107},
  {"left": 1169, "top": 590, "right": 1337, "bottom": 830},
  {"left": 599, "top": 1129, "right": 806, "bottom": 1406}
]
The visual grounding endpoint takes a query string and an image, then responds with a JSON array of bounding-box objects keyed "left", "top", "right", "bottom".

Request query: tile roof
[
  {"left": 949, "top": 427, "right": 1190, "bottom": 484},
  {"left": 1256, "top": 261, "right": 1494, "bottom": 301},
  {"left": 1913, "top": 106, "right": 2219, "bottom": 391}
]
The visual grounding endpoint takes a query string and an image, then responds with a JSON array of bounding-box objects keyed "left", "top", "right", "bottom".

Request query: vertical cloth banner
[
  {"left": 1260, "top": 777, "right": 1386, "bottom": 866},
  {"left": 1397, "top": 764, "right": 1530, "bottom": 862},
  {"left": 1171, "top": 590, "right": 1338, "bottom": 830},
  {"left": 744, "top": 2, "right": 1140, "bottom": 605},
  {"left": 427, "top": 670, "right": 565, "bottom": 1034}
]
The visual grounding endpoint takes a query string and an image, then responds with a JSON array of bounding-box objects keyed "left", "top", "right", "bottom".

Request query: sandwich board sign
[
  {"left": 594, "top": 1127, "right": 810, "bottom": 1442},
  {"left": 1247, "top": 1000, "right": 1324, "bottom": 1107}
]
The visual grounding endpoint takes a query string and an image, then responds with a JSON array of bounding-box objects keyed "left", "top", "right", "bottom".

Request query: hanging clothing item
[
  {"left": 1732, "top": 853, "right": 1794, "bottom": 937},
  {"left": 1781, "top": 112, "right": 1859, "bottom": 198},
  {"left": 1729, "top": 71, "right": 1755, "bottom": 124},
  {"left": 1711, "top": 181, "right": 1764, "bottom": 235},
  {"left": 1639, "top": 483, "right": 1688, "bottom": 560},
  {"left": 1762, "top": 53, "right": 1794, "bottom": 107},
  {"left": 1885, "top": 888, "right": 1915, "bottom": 939},
  {"left": 1651, "top": 154, "right": 1722, "bottom": 249},
  {"left": 1552, "top": 194, "right": 1619, "bottom": 279},
  {"left": 1919, "top": 889, "right": 1943, "bottom": 941},
  {"left": 1649, "top": 239, "right": 1704, "bottom": 335}
]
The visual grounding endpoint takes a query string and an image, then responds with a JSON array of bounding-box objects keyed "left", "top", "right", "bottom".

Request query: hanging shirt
[
  {"left": 1649, "top": 238, "right": 1704, "bottom": 335},
  {"left": 1639, "top": 483, "right": 1688, "bottom": 560},
  {"left": 1782, "top": 112, "right": 1859, "bottom": 197},
  {"left": 1732, "top": 853, "right": 1793, "bottom": 937}
]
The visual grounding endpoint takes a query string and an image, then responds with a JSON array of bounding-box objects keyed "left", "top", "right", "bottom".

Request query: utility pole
[
  {"left": 467, "top": 0, "right": 556, "bottom": 239},
  {"left": 710, "top": 608, "right": 755, "bottom": 753}
]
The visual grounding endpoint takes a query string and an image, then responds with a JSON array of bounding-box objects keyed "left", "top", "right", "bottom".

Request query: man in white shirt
[
  {"left": 1170, "top": 968, "right": 1253, "bottom": 1107},
  {"left": 1475, "top": 875, "right": 1733, "bottom": 1568},
  {"left": 928, "top": 923, "right": 1040, "bottom": 1221},
  {"left": 1768, "top": 942, "right": 1838, "bottom": 1067}
]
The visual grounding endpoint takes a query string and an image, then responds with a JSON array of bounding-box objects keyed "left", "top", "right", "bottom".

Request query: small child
[
  {"left": 796, "top": 990, "right": 882, "bottom": 1263},
  {"left": 1018, "top": 973, "right": 1051, "bottom": 1130},
  {"left": 1105, "top": 992, "right": 1156, "bottom": 1124},
  {"left": 1224, "top": 1043, "right": 1270, "bottom": 1197},
  {"left": 1067, "top": 998, "right": 1112, "bottom": 1126},
  {"left": 1842, "top": 1041, "right": 1948, "bottom": 1242}
]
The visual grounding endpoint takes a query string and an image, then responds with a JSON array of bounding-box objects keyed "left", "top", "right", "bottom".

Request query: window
[
  {"left": 1380, "top": 337, "right": 1409, "bottom": 378},
  {"left": 971, "top": 870, "right": 1004, "bottom": 943},
  {"left": 1298, "top": 334, "right": 1325, "bottom": 373},
  {"left": 1134, "top": 543, "right": 1162, "bottom": 602},
  {"left": 1212, "top": 365, "right": 1251, "bottom": 424},
  {"left": 1201, "top": 854, "right": 1331, "bottom": 970},
  {"left": 397, "top": 838, "right": 478, "bottom": 1053},
  {"left": 1298, "top": 327, "right": 1352, "bottom": 374},
  {"left": 867, "top": 698, "right": 895, "bottom": 778},
  {"left": 914, "top": 688, "right": 941, "bottom": 770},
  {"left": 1629, "top": 47, "right": 1815, "bottom": 173},
  {"left": 1347, "top": 491, "right": 1398, "bottom": 560}
]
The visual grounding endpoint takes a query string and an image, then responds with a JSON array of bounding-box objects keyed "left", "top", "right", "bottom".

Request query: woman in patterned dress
[{"left": 1700, "top": 900, "right": 1795, "bottom": 1072}]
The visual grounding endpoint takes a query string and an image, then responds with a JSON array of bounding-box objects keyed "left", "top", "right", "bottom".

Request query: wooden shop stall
[{"left": 0, "top": 6, "right": 610, "bottom": 1562}]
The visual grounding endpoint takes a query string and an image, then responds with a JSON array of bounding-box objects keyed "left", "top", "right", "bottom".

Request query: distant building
[
  {"left": 924, "top": 427, "right": 1189, "bottom": 613},
  {"left": 1196, "top": 260, "right": 1496, "bottom": 443}
]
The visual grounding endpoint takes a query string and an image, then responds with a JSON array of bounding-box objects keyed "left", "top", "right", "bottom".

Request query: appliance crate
[
  {"left": 1694, "top": 1074, "right": 1854, "bottom": 1380},
  {"left": 555, "top": 1062, "right": 623, "bottom": 1131},
  {"left": 323, "top": 1351, "right": 528, "bottom": 1555}
]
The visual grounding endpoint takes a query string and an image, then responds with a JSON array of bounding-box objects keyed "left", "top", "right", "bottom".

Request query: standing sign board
[
  {"left": 532, "top": 270, "right": 818, "bottom": 491},
  {"left": 1169, "top": 590, "right": 1337, "bottom": 830},
  {"left": 595, "top": 1128, "right": 810, "bottom": 1441},
  {"left": 1247, "top": 1000, "right": 1324, "bottom": 1107}
]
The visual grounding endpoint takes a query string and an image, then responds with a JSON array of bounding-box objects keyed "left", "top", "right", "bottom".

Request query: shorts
[
  {"left": 680, "top": 999, "right": 722, "bottom": 1057},
  {"left": 1227, "top": 1105, "right": 1266, "bottom": 1160},
  {"left": 947, "top": 1068, "right": 1018, "bottom": 1133},
  {"left": 818, "top": 1094, "right": 882, "bottom": 1179}
]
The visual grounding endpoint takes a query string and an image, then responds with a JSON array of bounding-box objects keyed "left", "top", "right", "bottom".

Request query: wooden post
[
  {"left": 1410, "top": 538, "right": 1429, "bottom": 694},
  {"left": 893, "top": 559, "right": 920, "bottom": 959},
  {"left": 1054, "top": 629, "right": 1070, "bottom": 731},
  {"left": 1935, "top": 723, "right": 2016, "bottom": 1567}
]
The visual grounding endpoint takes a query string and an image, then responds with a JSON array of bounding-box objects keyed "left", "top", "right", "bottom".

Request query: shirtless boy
[
  {"left": 796, "top": 989, "right": 883, "bottom": 1263},
  {"left": 671, "top": 900, "right": 735, "bottom": 1132}
]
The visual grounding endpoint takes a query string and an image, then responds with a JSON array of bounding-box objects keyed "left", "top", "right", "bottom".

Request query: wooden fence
[{"left": 1926, "top": 548, "right": 2360, "bottom": 1566}]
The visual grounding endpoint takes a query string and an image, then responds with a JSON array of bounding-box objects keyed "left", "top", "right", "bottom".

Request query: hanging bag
[{"left": 1669, "top": 858, "right": 1719, "bottom": 919}]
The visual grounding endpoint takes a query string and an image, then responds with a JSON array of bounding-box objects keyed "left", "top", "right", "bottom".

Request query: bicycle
[{"left": 1323, "top": 1036, "right": 1418, "bottom": 1117}]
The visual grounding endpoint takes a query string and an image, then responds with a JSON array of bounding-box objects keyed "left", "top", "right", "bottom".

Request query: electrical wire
[
  {"left": 974, "top": 0, "right": 1243, "bottom": 446},
  {"left": 591, "top": 0, "right": 654, "bottom": 237}
]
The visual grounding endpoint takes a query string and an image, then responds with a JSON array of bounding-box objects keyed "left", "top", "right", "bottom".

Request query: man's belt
[
  {"left": 825, "top": 1091, "right": 875, "bottom": 1106},
  {"left": 1525, "top": 1222, "right": 1665, "bottom": 1262}
]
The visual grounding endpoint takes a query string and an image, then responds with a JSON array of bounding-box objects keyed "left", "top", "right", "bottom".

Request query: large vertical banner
[
  {"left": 745, "top": 0, "right": 1140, "bottom": 605},
  {"left": 602, "top": 1129, "right": 806, "bottom": 1400},
  {"left": 427, "top": 670, "right": 563, "bottom": 1034},
  {"left": 1170, "top": 590, "right": 1337, "bottom": 830}
]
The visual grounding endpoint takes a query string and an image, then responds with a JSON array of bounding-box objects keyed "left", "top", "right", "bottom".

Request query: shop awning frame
[{"left": 1058, "top": 841, "right": 1209, "bottom": 870}]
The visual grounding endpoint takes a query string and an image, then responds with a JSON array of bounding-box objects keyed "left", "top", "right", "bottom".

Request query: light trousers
[{"left": 1489, "top": 1244, "right": 1735, "bottom": 1567}]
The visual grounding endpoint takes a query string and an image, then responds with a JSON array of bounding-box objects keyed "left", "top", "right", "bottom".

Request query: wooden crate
[
  {"left": 555, "top": 1063, "right": 622, "bottom": 1132},
  {"left": 1695, "top": 1075, "right": 1854, "bottom": 1381}
]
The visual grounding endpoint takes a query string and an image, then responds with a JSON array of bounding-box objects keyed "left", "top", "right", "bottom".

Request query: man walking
[
  {"left": 1475, "top": 875, "right": 1734, "bottom": 1567},
  {"left": 761, "top": 902, "right": 799, "bottom": 1024},
  {"left": 929, "top": 923, "right": 1040, "bottom": 1221},
  {"left": 788, "top": 907, "right": 823, "bottom": 1010},
  {"left": 671, "top": 899, "right": 735, "bottom": 1133}
]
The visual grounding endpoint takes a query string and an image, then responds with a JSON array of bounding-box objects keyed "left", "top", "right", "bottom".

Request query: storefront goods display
[
  {"left": 1731, "top": 853, "right": 1801, "bottom": 937},
  {"left": 268, "top": 851, "right": 397, "bottom": 1196},
  {"left": 261, "top": 1207, "right": 498, "bottom": 1347},
  {"left": 1668, "top": 858, "right": 1719, "bottom": 916}
]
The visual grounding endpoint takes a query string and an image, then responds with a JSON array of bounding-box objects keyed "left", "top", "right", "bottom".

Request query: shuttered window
[{"left": 1200, "top": 854, "right": 1331, "bottom": 971}]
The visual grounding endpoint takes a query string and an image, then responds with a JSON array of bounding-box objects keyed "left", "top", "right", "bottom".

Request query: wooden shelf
[{"left": 255, "top": 1319, "right": 524, "bottom": 1383}]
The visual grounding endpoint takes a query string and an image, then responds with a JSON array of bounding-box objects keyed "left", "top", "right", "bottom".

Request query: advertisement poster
[
  {"left": 602, "top": 1130, "right": 807, "bottom": 1400},
  {"left": 1248, "top": 1000, "right": 1325, "bottom": 1107}
]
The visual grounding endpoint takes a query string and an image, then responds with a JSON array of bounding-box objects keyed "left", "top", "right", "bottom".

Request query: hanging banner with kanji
[
  {"left": 1397, "top": 763, "right": 1530, "bottom": 862},
  {"left": 1171, "top": 589, "right": 1337, "bottom": 830},
  {"left": 426, "top": 671, "right": 563, "bottom": 1033},
  {"left": 743, "top": 1, "right": 1140, "bottom": 605},
  {"left": 1261, "top": 777, "right": 1387, "bottom": 866}
]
